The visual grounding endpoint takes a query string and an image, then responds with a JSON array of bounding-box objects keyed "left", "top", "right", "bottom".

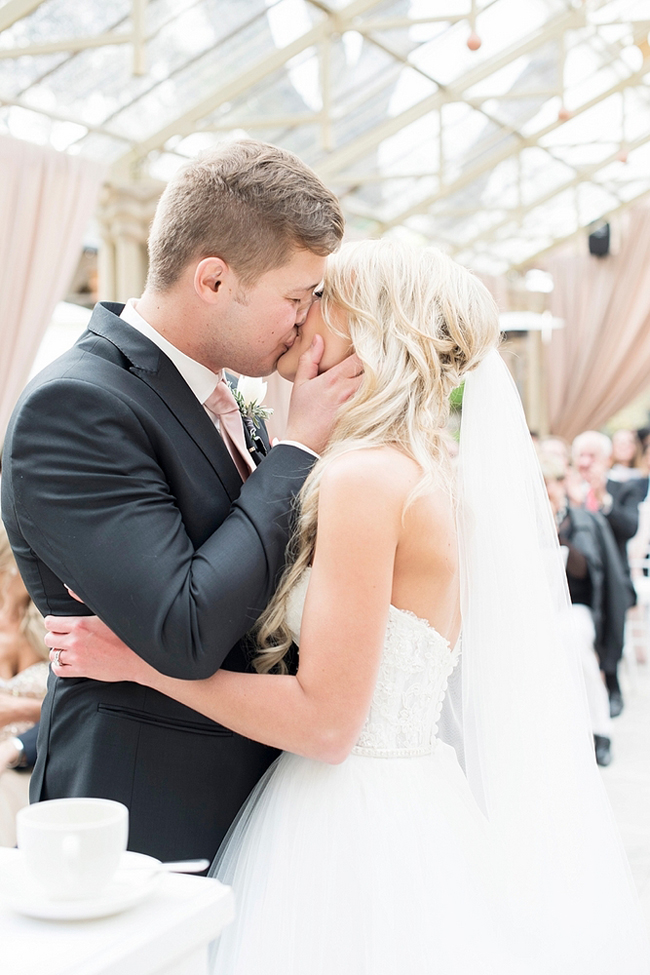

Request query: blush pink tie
[{"left": 204, "top": 380, "right": 255, "bottom": 481}]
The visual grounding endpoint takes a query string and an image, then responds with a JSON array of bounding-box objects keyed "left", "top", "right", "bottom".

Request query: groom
[{"left": 1, "top": 140, "right": 357, "bottom": 861}]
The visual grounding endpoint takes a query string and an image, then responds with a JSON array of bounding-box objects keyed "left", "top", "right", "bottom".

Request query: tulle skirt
[{"left": 209, "top": 742, "right": 521, "bottom": 974}]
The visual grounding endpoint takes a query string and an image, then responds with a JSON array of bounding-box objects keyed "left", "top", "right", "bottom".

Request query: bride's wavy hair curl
[{"left": 254, "top": 238, "right": 500, "bottom": 674}]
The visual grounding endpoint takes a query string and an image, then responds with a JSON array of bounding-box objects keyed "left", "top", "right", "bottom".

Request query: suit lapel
[{"left": 87, "top": 303, "right": 243, "bottom": 502}]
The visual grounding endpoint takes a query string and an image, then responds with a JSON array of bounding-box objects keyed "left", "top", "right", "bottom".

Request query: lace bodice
[{"left": 286, "top": 569, "right": 460, "bottom": 758}]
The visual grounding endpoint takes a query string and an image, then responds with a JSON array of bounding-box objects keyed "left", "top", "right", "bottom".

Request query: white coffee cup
[{"left": 16, "top": 798, "right": 129, "bottom": 900}]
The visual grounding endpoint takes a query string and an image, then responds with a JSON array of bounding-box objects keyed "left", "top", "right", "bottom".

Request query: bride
[{"left": 47, "top": 239, "right": 649, "bottom": 973}]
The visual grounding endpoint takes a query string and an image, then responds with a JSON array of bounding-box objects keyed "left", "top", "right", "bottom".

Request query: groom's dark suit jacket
[{"left": 1, "top": 302, "right": 315, "bottom": 862}]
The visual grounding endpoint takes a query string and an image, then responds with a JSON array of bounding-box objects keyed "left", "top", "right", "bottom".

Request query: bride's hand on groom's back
[
  {"left": 44, "top": 614, "right": 149, "bottom": 685},
  {"left": 285, "top": 335, "right": 362, "bottom": 454}
]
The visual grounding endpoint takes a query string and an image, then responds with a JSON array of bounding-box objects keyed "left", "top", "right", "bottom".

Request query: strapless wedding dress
[{"left": 209, "top": 569, "right": 517, "bottom": 974}]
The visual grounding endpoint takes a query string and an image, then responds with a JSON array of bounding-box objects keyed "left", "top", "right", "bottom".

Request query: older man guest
[
  {"left": 571, "top": 431, "right": 646, "bottom": 716},
  {"left": 541, "top": 456, "right": 614, "bottom": 765}
]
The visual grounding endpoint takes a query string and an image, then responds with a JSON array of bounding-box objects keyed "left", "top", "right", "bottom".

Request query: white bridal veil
[{"left": 455, "top": 349, "right": 650, "bottom": 973}]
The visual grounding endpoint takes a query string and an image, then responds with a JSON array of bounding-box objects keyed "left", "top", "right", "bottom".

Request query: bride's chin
[{"left": 276, "top": 355, "right": 297, "bottom": 383}]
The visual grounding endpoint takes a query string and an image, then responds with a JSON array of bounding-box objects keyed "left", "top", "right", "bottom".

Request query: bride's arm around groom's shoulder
[{"left": 48, "top": 446, "right": 422, "bottom": 762}]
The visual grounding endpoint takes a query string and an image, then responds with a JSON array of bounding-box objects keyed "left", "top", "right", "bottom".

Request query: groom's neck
[{"left": 135, "top": 290, "right": 224, "bottom": 372}]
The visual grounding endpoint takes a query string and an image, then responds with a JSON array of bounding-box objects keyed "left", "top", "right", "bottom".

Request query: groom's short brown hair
[{"left": 146, "top": 140, "right": 344, "bottom": 291}]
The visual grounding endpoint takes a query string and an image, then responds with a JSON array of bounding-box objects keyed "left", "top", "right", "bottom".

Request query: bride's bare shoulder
[
  {"left": 319, "top": 446, "right": 420, "bottom": 508},
  {"left": 315, "top": 448, "right": 417, "bottom": 554}
]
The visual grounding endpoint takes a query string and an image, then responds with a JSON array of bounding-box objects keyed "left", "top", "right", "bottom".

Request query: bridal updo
[{"left": 255, "top": 238, "right": 500, "bottom": 674}]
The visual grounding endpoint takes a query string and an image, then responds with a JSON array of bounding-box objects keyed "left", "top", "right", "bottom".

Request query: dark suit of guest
[
  {"left": 1, "top": 302, "right": 315, "bottom": 863},
  {"left": 560, "top": 507, "right": 603, "bottom": 625},
  {"left": 606, "top": 477, "right": 647, "bottom": 582},
  {"left": 582, "top": 510, "right": 631, "bottom": 675}
]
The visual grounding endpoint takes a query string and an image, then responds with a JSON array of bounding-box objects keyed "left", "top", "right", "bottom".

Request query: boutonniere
[
  {"left": 227, "top": 376, "right": 273, "bottom": 455},
  {"left": 228, "top": 376, "right": 274, "bottom": 428}
]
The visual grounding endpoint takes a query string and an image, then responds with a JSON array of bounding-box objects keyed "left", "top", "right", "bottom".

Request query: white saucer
[{"left": 0, "top": 850, "right": 161, "bottom": 920}]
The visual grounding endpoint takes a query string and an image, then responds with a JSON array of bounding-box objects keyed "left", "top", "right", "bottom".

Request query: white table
[{"left": 0, "top": 849, "right": 234, "bottom": 975}]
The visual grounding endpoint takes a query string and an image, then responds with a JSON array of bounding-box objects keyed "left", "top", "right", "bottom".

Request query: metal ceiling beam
[
  {"left": 315, "top": 6, "right": 586, "bottom": 180},
  {"left": 0, "top": 31, "right": 132, "bottom": 58},
  {"left": 378, "top": 58, "right": 650, "bottom": 231},
  {"left": 132, "top": 0, "right": 147, "bottom": 76},
  {"left": 356, "top": 0, "right": 503, "bottom": 42},
  {"left": 0, "top": 0, "right": 46, "bottom": 35},
  {"left": 336, "top": 171, "right": 435, "bottom": 185},
  {"left": 359, "top": 15, "right": 466, "bottom": 30},
  {"left": 0, "top": 0, "right": 145, "bottom": 71},
  {"left": 207, "top": 111, "right": 323, "bottom": 130},
  {"left": 112, "top": 0, "right": 384, "bottom": 178}
]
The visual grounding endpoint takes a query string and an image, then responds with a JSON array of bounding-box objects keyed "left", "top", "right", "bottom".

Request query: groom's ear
[{"left": 194, "top": 256, "right": 230, "bottom": 304}]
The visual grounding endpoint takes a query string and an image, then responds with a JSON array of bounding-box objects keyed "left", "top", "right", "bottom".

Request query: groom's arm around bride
[{"left": 1, "top": 140, "right": 356, "bottom": 862}]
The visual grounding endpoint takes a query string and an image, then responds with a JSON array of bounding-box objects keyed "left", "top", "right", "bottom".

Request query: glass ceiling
[{"left": 2, "top": 0, "right": 650, "bottom": 273}]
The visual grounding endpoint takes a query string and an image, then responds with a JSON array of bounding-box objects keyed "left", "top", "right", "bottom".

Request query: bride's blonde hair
[{"left": 255, "top": 238, "right": 500, "bottom": 673}]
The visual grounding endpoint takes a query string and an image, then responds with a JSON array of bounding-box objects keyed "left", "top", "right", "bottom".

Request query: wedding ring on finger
[{"left": 53, "top": 650, "right": 62, "bottom": 668}]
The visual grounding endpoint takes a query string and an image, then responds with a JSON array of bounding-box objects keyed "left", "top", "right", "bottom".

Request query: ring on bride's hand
[{"left": 53, "top": 650, "right": 62, "bottom": 668}]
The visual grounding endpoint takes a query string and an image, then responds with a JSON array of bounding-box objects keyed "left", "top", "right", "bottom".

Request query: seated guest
[
  {"left": 571, "top": 431, "right": 645, "bottom": 716},
  {"left": 0, "top": 525, "right": 48, "bottom": 846},
  {"left": 541, "top": 457, "right": 613, "bottom": 765}
]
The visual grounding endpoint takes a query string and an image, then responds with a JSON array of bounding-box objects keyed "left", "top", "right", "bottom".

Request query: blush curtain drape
[
  {"left": 544, "top": 206, "right": 650, "bottom": 441},
  {"left": 0, "top": 135, "right": 105, "bottom": 442}
]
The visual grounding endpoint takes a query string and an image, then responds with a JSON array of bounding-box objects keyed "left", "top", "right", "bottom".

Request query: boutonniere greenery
[{"left": 227, "top": 377, "right": 273, "bottom": 455}]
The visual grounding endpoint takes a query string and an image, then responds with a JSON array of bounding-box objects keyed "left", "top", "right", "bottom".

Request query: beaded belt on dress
[{"left": 351, "top": 737, "right": 439, "bottom": 759}]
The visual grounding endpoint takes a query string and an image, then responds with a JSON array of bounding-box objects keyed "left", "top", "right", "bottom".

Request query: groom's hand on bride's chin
[{"left": 285, "top": 337, "right": 362, "bottom": 455}]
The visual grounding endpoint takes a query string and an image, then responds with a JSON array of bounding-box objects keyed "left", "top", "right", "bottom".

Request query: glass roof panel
[
  {"left": 0, "top": 0, "right": 131, "bottom": 48},
  {"left": 577, "top": 180, "right": 621, "bottom": 222},
  {"left": 68, "top": 130, "right": 130, "bottom": 162},
  {"left": 0, "top": 51, "right": 67, "bottom": 99}
]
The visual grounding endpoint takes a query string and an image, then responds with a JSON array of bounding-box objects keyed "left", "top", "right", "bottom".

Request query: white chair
[{"left": 627, "top": 557, "right": 650, "bottom": 671}]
